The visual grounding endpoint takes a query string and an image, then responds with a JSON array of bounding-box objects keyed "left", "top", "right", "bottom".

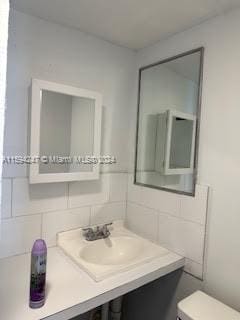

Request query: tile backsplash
[
  {"left": 0, "top": 171, "right": 208, "bottom": 279},
  {"left": 1, "top": 179, "right": 11, "bottom": 219},
  {"left": 126, "top": 174, "right": 209, "bottom": 279},
  {"left": 42, "top": 207, "right": 91, "bottom": 247},
  {"left": 0, "top": 173, "right": 128, "bottom": 259},
  {"left": 68, "top": 176, "right": 109, "bottom": 208},
  {"left": 12, "top": 179, "right": 68, "bottom": 216},
  {"left": 126, "top": 202, "right": 159, "bottom": 243},
  {"left": 0, "top": 215, "right": 42, "bottom": 258}
]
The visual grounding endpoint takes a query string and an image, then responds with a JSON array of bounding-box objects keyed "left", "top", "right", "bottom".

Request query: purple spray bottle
[{"left": 29, "top": 239, "right": 47, "bottom": 309}]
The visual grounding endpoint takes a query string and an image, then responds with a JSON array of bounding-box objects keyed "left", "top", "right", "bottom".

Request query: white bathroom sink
[
  {"left": 80, "top": 236, "right": 143, "bottom": 265},
  {"left": 57, "top": 221, "right": 170, "bottom": 281}
]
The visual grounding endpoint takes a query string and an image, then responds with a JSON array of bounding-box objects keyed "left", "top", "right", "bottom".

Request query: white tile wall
[
  {"left": 1, "top": 179, "right": 11, "bottom": 219},
  {"left": 0, "top": 171, "right": 207, "bottom": 280},
  {"left": 0, "top": 215, "right": 41, "bottom": 258},
  {"left": 68, "top": 174, "right": 110, "bottom": 208},
  {"left": 128, "top": 175, "right": 180, "bottom": 217},
  {"left": 0, "top": 173, "right": 128, "bottom": 258},
  {"left": 126, "top": 202, "right": 159, "bottom": 242},
  {"left": 12, "top": 178, "right": 68, "bottom": 216},
  {"left": 91, "top": 202, "right": 126, "bottom": 225},
  {"left": 109, "top": 173, "right": 127, "bottom": 202},
  {"left": 180, "top": 184, "right": 209, "bottom": 225},
  {"left": 158, "top": 213, "right": 205, "bottom": 264},
  {"left": 126, "top": 175, "right": 209, "bottom": 279},
  {"left": 42, "top": 207, "right": 90, "bottom": 247}
]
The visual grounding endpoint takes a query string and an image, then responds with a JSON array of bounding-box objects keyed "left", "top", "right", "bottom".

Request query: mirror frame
[
  {"left": 30, "top": 79, "right": 102, "bottom": 184},
  {"left": 134, "top": 47, "right": 204, "bottom": 196}
]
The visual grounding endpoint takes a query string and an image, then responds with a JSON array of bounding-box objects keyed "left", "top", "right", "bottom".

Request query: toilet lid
[{"left": 178, "top": 291, "right": 240, "bottom": 320}]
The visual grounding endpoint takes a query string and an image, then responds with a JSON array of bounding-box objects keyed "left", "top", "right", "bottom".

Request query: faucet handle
[
  {"left": 82, "top": 227, "right": 94, "bottom": 236},
  {"left": 101, "top": 222, "right": 113, "bottom": 238},
  {"left": 104, "top": 222, "right": 113, "bottom": 227},
  {"left": 82, "top": 227, "right": 93, "bottom": 232},
  {"left": 102, "top": 222, "right": 113, "bottom": 231},
  {"left": 82, "top": 227, "right": 95, "bottom": 241}
]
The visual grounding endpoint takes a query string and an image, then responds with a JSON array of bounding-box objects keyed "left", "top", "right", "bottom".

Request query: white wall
[
  {"left": 3, "top": 5, "right": 240, "bottom": 319},
  {"left": 0, "top": 0, "right": 10, "bottom": 223},
  {"left": 131, "top": 8, "right": 240, "bottom": 312},
  {"left": 0, "top": 10, "right": 134, "bottom": 259},
  {"left": 4, "top": 9, "right": 136, "bottom": 178}
]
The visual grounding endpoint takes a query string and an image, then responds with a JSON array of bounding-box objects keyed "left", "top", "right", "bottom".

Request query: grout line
[
  {"left": 156, "top": 209, "right": 160, "bottom": 244},
  {"left": 0, "top": 245, "right": 58, "bottom": 261},
  {"left": 202, "top": 186, "right": 211, "bottom": 283},
  {"left": 124, "top": 198, "right": 127, "bottom": 225},
  {"left": 40, "top": 213, "right": 43, "bottom": 238},
  {"left": 87, "top": 207, "right": 91, "bottom": 226},
  {"left": 67, "top": 182, "right": 70, "bottom": 208},
  {"left": 100, "top": 170, "right": 128, "bottom": 174},
  {"left": 127, "top": 200, "right": 174, "bottom": 217},
  {"left": 1, "top": 216, "right": 14, "bottom": 221},
  {"left": 0, "top": 250, "right": 31, "bottom": 261},
  {"left": 10, "top": 201, "right": 126, "bottom": 219},
  {"left": 107, "top": 173, "right": 110, "bottom": 203},
  {"left": 4, "top": 212, "right": 44, "bottom": 221},
  {"left": 125, "top": 173, "right": 129, "bottom": 203},
  {"left": 89, "top": 206, "right": 93, "bottom": 225},
  {"left": 10, "top": 177, "right": 13, "bottom": 218},
  {"left": 178, "top": 194, "right": 182, "bottom": 219},
  {"left": 127, "top": 199, "right": 205, "bottom": 226},
  {"left": 127, "top": 197, "right": 206, "bottom": 279}
]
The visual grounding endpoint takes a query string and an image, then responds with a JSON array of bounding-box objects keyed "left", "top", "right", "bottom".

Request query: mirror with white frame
[
  {"left": 30, "top": 79, "right": 102, "bottom": 184},
  {"left": 135, "top": 48, "right": 203, "bottom": 196}
]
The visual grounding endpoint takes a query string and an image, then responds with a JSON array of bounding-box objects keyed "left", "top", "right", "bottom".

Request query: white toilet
[{"left": 177, "top": 291, "right": 240, "bottom": 320}]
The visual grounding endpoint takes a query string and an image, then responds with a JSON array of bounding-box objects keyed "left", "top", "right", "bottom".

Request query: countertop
[{"left": 0, "top": 247, "right": 184, "bottom": 320}]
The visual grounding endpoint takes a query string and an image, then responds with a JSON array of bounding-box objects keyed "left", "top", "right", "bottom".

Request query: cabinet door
[
  {"left": 164, "top": 110, "right": 196, "bottom": 175},
  {"left": 155, "top": 112, "right": 168, "bottom": 173}
]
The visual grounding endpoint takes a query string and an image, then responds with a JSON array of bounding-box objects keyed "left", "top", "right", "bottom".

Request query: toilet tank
[{"left": 177, "top": 291, "right": 240, "bottom": 320}]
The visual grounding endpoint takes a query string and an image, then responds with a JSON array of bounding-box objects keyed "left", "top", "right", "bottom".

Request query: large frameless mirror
[{"left": 135, "top": 48, "right": 204, "bottom": 196}]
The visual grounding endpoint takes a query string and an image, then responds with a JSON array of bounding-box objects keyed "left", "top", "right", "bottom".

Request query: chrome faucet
[{"left": 83, "top": 223, "right": 112, "bottom": 241}]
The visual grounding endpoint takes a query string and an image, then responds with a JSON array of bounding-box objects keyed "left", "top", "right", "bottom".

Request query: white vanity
[
  {"left": 0, "top": 223, "right": 184, "bottom": 320},
  {"left": 57, "top": 221, "right": 175, "bottom": 281}
]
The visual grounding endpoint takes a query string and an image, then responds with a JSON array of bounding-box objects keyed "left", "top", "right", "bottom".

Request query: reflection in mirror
[
  {"left": 135, "top": 48, "right": 203, "bottom": 195},
  {"left": 40, "top": 90, "right": 95, "bottom": 174}
]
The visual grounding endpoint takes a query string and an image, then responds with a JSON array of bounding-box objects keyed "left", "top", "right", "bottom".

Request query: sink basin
[
  {"left": 80, "top": 236, "right": 143, "bottom": 265},
  {"left": 57, "top": 221, "right": 170, "bottom": 281}
]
